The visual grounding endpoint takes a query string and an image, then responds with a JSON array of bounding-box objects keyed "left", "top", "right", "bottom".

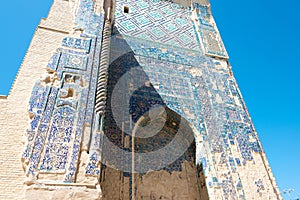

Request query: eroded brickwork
[{"left": 0, "top": 27, "right": 71, "bottom": 200}]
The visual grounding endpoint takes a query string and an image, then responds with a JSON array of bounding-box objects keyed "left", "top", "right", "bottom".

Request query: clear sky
[{"left": 0, "top": 0, "right": 299, "bottom": 199}]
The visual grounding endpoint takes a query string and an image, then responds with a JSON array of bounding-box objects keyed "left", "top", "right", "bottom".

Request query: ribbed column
[{"left": 95, "top": 19, "right": 111, "bottom": 115}]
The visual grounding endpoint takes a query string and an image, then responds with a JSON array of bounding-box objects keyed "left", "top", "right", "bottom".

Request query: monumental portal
[{"left": 0, "top": 0, "right": 282, "bottom": 199}]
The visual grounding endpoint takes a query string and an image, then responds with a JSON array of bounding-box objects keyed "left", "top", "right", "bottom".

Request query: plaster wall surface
[{"left": 101, "top": 162, "right": 209, "bottom": 200}]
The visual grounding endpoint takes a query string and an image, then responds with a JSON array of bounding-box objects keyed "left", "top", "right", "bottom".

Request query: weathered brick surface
[{"left": 0, "top": 0, "right": 70, "bottom": 199}]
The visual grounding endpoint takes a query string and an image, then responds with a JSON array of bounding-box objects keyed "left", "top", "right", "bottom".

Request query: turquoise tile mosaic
[{"left": 114, "top": 0, "right": 201, "bottom": 51}]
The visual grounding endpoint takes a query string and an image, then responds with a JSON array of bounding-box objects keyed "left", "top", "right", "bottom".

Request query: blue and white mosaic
[
  {"left": 106, "top": 0, "right": 263, "bottom": 197},
  {"left": 39, "top": 106, "right": 75, "bottom": 172},
  {"left": 22, "top": 0, "right": 105, "bottom": 183}
]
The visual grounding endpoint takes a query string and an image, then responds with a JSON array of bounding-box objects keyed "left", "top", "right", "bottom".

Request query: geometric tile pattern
[
  {"left": 114, "top": 0, "right": 201, "bottom": 51},
  {"left": 65, "top": 54, "right": 88, "bottom": 70},
  {"left": 20, "top": 0, "right": 279, "bottom": 199}
]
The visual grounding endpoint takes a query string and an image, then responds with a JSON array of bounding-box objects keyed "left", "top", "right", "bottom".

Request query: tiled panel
[
  {"left": 114, "top": 0, "right": 201, "bottom": 51},
  {"left": 22, "top": 0, "right": 105, "bottom": 183},
  {"left": 62, "top": 37, "right": 91, "bottom": 53},
  {"left": 39, "top": 106, "right": 75, "bottom": 172}
]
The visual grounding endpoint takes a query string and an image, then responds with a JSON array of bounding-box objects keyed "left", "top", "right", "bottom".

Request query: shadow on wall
[{"left": 99, "top": 29, "right": 209, "bottom": 200}]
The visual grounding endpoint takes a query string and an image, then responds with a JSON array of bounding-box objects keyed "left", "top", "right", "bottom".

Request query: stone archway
[
  {"left": 100, "top": 105, "right": 209, "bottom": 200},
  {"left": 99, "top": 35, "right": 209, "bottom": 200},
  {"left": 130, "top": 107, "right": 209, "bottom": 200}
]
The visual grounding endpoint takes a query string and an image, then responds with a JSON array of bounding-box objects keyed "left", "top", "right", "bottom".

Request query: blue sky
[
  {"left": 210, "top": 0, "right": 300, "bottom": 198},
  {"left": 0, "top": 0, "right": 299, "bottom": 199}
]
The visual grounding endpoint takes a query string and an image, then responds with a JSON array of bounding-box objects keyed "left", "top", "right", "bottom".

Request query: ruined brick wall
[
  {"left": 101, "top": 163, "right": 208, "bottom": 200},
  {"left": 0, "top": 25, "right": 68, "bottom": 200}
]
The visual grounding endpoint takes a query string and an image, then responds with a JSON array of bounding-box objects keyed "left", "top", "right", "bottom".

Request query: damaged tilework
[
  {"left": 22, "top": 0, "right": 104, "bottom": 183},
  {"left": 62, "top": 37, "right": 91, "bottom": 53},
  {"left": 75, "top": 0, "right": 104, "bottom": 36},
  {"left": 193, "top": 2, "right": 228, "bottom": 58},
  {"left": 108, "top": 0, "right": 264, "bottom": 197}
]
